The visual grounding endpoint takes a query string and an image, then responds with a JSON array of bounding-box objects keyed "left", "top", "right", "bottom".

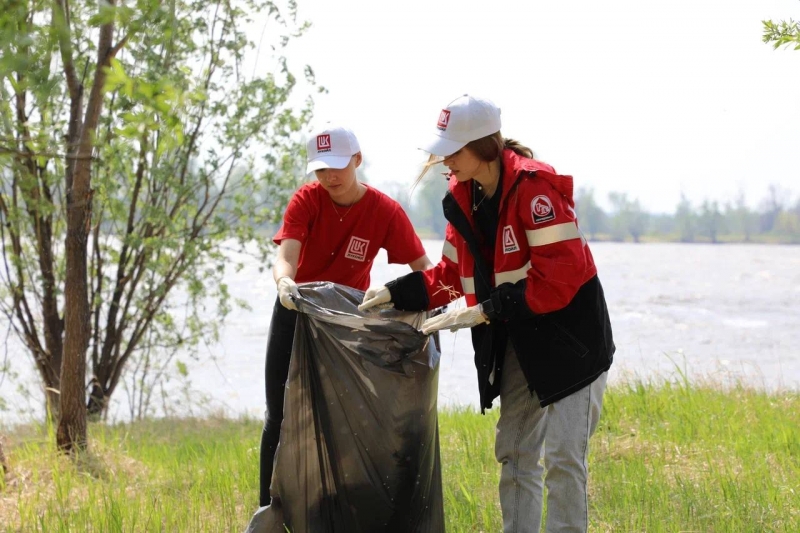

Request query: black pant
[{"left": 259, "top": 298, "right": 298, "bottom": 506}]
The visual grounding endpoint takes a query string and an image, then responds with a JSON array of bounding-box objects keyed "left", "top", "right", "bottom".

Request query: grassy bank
[{"left": 1, "top": 382, "right": 798, "bottom": 532}]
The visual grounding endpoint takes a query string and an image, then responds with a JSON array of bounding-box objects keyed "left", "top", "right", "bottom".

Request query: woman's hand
[
  {"left": 358, "top": 286, "right": 392, "bottom": 312},
  {"left": 420, "top": 305, "right": 487, "bottom": 334},
  {"left": 277, "top": 276, "right": 300, "bottom": 311}
]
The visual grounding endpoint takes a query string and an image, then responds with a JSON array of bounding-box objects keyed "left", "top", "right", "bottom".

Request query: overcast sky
[{"left": 266, "top": 0, "right": 800, "bottom": 213}]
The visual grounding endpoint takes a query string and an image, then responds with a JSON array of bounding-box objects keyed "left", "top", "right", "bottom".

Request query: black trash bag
[{"left": 245, "top": 282, "right": 445, "bottom": 533}]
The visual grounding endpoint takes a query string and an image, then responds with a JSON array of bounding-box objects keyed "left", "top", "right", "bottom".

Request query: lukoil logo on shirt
[
  {"left": 345, "top": 236, "right": 370, "bottom": 262},
  {"left": 317, "top": 134, "right": 332, "bottom": 153},
  {"left": 531, "top": 195, "right": 555, "bottom": 224},
  {"left": 502, "top": 225, "right": 520, "bottom": 253},
  {"left": 437, "top": 110, "right": 450, "bottom": 130}
]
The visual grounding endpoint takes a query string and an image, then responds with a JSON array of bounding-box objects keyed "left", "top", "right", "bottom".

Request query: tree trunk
[
  {"left": 0, "top": 436, "right": 8, "bottom": 478},
  {"left": 87, "top": 376, "right": 107, "bottom": 418},
  {"left": 56, "top": 1, "right": 119, "bottom": 453},
  {"left": 57, "top": 182, "right": 90, "bottom": 452},
  {"left": 45, "top": 383, "right": 61, "bottom": 421},
  {"left": 25, "top": 347, "right": 61, "bottom": 420},
  {"left": 9, "top": 13, "right": 66, "bottom": 421}
]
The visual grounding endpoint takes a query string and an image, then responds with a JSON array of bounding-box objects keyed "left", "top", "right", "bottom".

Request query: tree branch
[{"left": 0, "top": 146, "right": 95, "bottom": 161}]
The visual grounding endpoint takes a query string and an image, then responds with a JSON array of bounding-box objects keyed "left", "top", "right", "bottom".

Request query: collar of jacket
[
  {"left": 441, "top": 193, "right": 489, "bottom": 302},
  {"left": 445, "top": 148, "right": 571, "bottom": 217},
  {"left": 445, "top": 149, "right": 512, "bottom": 218},
  {"left": 507, "top": 149, "right": 574, "bottom": 200},
  {"left": 448, "top": 148, "right": 573, "bottom": 213}
]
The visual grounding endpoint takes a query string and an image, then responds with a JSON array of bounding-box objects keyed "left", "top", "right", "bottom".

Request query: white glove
[
  {"left": 420, "top": 305, "right": 488, "bottom": 335},
  {"left": 358, "top": 286, "right": 392, "bottom": 312},
  {"left": 277, "top": 276, "right": 300, "bottom": 311}
]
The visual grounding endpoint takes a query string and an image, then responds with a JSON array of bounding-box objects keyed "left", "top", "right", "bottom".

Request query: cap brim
[
  {"left": 306, "top": 155, "right": 352, "bottom": 174},
  {"left": 418, "top": 133, "right": 467, "bottom": 157}
]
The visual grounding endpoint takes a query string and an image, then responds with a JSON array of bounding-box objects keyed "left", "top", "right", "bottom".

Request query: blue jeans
[{"left": 495, "top": 345, "right": 608, "bottom": 533}]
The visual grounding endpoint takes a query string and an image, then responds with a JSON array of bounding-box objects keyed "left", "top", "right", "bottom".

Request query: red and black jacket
[{"left": 388, "top": 149, "right": 614, "bottom": 410}]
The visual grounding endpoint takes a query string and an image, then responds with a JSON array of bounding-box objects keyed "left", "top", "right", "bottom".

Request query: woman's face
[
  {"left": 315, "top": 153, "right": 362, "bottom": 204},
  {"left": 442, "top": 148, "right": 483, "bottom": 183}
]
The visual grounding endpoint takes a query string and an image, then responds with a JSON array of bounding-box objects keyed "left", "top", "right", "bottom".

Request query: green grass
[
  {"left": 592, "top": 382, "right": 800, "bottom": 532},
  {"left": 1, "top": 382, "right": 798, "bottom": 532}
]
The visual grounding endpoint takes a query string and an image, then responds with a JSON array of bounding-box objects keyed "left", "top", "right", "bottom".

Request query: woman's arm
[
  {"left": 273, "top": 239, "right": 303, "bottom": 310},
  {"left": 408, "top": 254, "right": 433, "bottom": 272},
  {"left": 378, "top": 228, "right": 464, "bottom": 312},
  {"left": 273, "top": 239, "right": 302, "bottom": 282}
]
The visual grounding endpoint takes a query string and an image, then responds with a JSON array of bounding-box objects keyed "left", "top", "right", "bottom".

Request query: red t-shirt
[{"left": 273, "top": 183, "right": 426, "bottom": 291}]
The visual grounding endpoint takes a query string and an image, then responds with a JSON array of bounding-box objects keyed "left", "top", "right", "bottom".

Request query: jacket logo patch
[
  {"left": 345, "top": 236, "right": 369, "bottom": 261},
  {"left": 531, "top": 195, "right": 555, "bottom": 224},
  {"left": 502, "top": 226, "right": 520, "bottom": 253},
  {"left": 437, "top": 110, "right": 450, "bottom": 130}
]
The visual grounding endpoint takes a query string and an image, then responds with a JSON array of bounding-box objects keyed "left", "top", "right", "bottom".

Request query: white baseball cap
[
  {"left": 306, "top": 124, "right": 361, "bottom": 174},
  {"left": 419, "top": 94, "right": 502, "bottom": 157}
]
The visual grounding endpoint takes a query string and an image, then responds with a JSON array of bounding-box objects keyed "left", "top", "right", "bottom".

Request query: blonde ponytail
[{"left": 412, "top": 154, "right": 446, "bottom": 193}]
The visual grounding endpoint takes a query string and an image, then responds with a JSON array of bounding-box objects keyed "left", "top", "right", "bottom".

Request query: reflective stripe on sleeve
[
  {"left": 495, "top": 261, "right": 531, "bottom": 286},
  {"left": 578, "top": 226, "right": 587, "bottom": 246},
  {"left": 442, "top": 240, "right": 458, "bottom": 264},
  {"left": 460, "top": 276, "right": 475, "bottom": 295},
  {"left": 526, "top": 222, "right": 581, "bottom": 247}
]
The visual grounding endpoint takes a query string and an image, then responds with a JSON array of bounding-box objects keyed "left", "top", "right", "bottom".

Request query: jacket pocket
[{"left": 550, "top": 322, "right": 589, "bottom": 359}]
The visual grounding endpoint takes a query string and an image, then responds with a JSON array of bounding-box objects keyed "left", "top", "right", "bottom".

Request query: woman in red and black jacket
[{"left": 360, "top": 95, "right": 614, "bottom": 533}]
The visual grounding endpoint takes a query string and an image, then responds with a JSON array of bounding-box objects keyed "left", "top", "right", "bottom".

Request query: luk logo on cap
[
  {"left": 502, "top": 226, "right": 520, "bottom": 254},
  {"left": 345, "top": 236, "right": 369, "bottom": 262},
  {"left": 317, "top": 134, "right": 332, "bottom": 153},
  {"left": 531, "top": 195, "right": 555, "bottom": 224},
  {"left": 437, "top": 110, "right": 451, "bottom": 130}
]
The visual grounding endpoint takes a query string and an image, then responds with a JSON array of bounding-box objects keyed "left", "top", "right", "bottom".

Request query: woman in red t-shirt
[{"left": 259, "top": 123, "right": 431, "bottom": 506}]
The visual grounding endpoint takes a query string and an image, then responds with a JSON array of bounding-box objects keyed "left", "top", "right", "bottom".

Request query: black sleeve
[
  {"left": 385, "top": 271, "right": 430, "bottom": 312},
  {"left": 480, "top": 280, "right": 536, "bottom": 322}
]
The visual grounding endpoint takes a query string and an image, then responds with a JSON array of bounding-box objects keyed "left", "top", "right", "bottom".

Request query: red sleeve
[
  {"left": 421, "top": 223, "right": 465, "bottom": 310},
  {"left": 273, "top": 187, "right": 314, "bottom": 245},
  {"left": 382, "top": 201, "right": 426, "bottom": 264},
  {"left": 519, "top": 172, "right": 595, "bottom": 314}
]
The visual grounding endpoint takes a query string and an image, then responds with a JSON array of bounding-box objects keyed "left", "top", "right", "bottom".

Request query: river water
[{"left": 1, "top": 241, "right": 799, "bottom": 425}]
